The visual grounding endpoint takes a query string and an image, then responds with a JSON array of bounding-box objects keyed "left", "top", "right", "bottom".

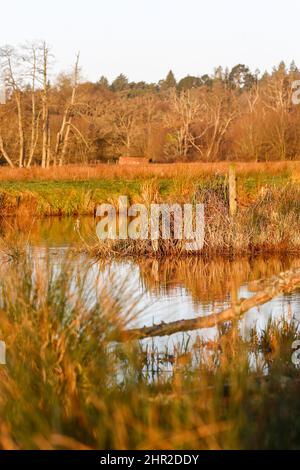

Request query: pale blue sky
[{"left": 1, "top": 0, "right": 300, "bottom": 82}]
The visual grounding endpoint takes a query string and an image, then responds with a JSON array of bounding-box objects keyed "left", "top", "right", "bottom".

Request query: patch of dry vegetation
[
  {"left": 88, "top": 182, "right": 300, "bottom": 258},
  {"left": 0, "top": 248, "right": 300, "bottom": 449},
  {"left": 0, "top": 161, "right": 299, "bottom": 182}
]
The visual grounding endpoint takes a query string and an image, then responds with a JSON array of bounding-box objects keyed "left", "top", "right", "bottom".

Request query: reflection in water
[{"left": 1, "top": 216, "right": 300, "bottom": 351}]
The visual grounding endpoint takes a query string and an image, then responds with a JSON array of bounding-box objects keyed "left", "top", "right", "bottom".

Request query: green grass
[
  {"left": 2, "top": 172, "right": 300, "bottom": 257},
  {"left": 0, "top": 172, "right": 294, "bottom": 216},
  {"left": 240, "top": 173, "right": 291, "bottom": 196},
  {"left": 0, "top": 179, "right": 142, "bottom": 216}
]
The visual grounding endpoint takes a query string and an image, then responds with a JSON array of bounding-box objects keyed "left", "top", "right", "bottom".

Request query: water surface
[{"left": 1, "top": 216, "right": 300, "bottom": 351}]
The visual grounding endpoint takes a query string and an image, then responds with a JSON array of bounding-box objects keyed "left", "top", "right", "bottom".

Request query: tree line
[{"left": 1, "top": 41, "right": 300, "bottom": 167}]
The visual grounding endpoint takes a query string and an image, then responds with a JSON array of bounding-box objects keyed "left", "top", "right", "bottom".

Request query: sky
[{"left": 1, "top": 0, "right": 300, "bottom": 83}]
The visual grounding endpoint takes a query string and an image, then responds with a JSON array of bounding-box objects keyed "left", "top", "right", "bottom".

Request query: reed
[
  {"left": 0, "top": 248, "right": 300, "bottom": 449},
  {"left": 87, "top": 183, "right": 300, "bottom": 258}
]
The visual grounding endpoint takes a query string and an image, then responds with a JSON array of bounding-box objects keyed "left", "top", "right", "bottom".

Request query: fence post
[{"left": 229, "top": 164, "right": 237, "bottom": 217}]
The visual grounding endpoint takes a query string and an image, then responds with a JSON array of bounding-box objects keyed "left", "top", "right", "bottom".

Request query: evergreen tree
[
  {"left": 111, "top": 73, "right": 129, "bottom": 92},
  {"left": 201, "top": 74, "right": 213, "bottom": 88},
  {"left": 290, "top": 60, "right": 298, "bottom": 74},
  {"left": 159, "top": 70, "right": 176, "bottom": 91},
  {"left": 228, "top": 64, "right": 255, "bottom": 90},
  {"left": 98, "top": 75, "right": 109, "bottom": 89},
  {"left": 177, "top": 75, "right": 202, "bottom": 91}
]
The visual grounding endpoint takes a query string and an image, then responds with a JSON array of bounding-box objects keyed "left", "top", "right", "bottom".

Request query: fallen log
[{"left": 113, "top": 267, "right": 300, "bottom": 342}]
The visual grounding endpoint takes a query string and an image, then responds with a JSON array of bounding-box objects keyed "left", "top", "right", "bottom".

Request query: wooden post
[{"left": 229, "top": 164, "right": 237, "bottom": 217}]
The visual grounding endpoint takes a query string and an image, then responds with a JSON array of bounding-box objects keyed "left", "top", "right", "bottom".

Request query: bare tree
[
  {"left": 23, "top": 43, "right": 41, "bottom": 168},
  {"left": 236, "top": 84, "right": 261, "bottom": 162},
  {"left": 262, "top": 63, "right": 293, "bottom": 160},
  {"left": 0, "top": 46, "right": 25, "bottom": 167},
  {"left": 164, "top": 89, "right": 202, "bottom": 159},
  {"left": 202, "top": 91, "right": 237, "bottom": 161},
  {"left": 40, "top": 42, "right": 50, "bottom": 168},
  {"left": 0, "top": 132, "right": 14, "bottom": 167},
  {"left": 55, "top": 53, "right": 80, "bottom": 166},
  {"left": 112, "top": 97, "right": 140, "bottom": 157},
  {"left": 163, "top": 88, "right": 236, "bottom": 161}
]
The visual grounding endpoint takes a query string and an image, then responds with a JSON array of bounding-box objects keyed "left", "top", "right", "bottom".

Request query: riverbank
[
  {"left": 0, "top": 161, "right": 295, "bottom": 216},
  {"left": 1, "top": 162, "right": 300, "bottom": 256}
]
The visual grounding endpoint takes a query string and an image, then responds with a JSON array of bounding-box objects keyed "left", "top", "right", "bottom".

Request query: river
[{"left": 1, "top": 215, "right": 300, "bottom": 353}]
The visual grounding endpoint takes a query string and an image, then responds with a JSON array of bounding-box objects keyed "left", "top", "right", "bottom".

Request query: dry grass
[
  {"left": 1, "top": 248, "right": 300, "bottom": 449},
  {"left": 0, "top": 161, "right": 299, "bottom": 182},
  {"left": 87, "top": 183, "right": 300, "bottom": 258}
]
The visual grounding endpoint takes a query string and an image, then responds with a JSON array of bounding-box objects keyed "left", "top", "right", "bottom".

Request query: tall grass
[
  {"left": 89, "top": 183, "right": 300, "bottom": 258},
  {"left": 1, "top": 248, "right": 300, "bottom": 449},
  {"left": 0, "top": 161, "right": 298, "bottom": 182}
]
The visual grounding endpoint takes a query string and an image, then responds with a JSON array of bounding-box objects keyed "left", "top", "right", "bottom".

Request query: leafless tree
[
  {"left": 163, "top": 89, "right": 202, "bottom": 159},
  {"left": 55, "top": 53, "right": 80, "bottom": 166},
  {"left": 22, "top": 42, "right": 42, "bottom": 168},
  {"left": 0, "top": 46, "right": 25, "bottom": 167},
  {"left": 0, "top": 132, "right": 14, "bottom": 167},
  {"left": 40, "top": 42, "right": 50, "bottom": 168}
]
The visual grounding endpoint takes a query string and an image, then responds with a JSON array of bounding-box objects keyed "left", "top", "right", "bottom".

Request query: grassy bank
[
  {"left": 0, "top": 162, "right": 294, "bottom": 216},
  {"left": 1, "top": 162, "right": 300, "bottom": 256},
  {"left": 0, "top": 249, "right": 300, "bottom": 449}
]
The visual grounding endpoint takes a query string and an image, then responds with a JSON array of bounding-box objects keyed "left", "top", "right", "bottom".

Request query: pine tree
[
  {"left": 111, "top": 74, "right": 129, "bottom": 92},
  {"left": 177, "top": 75, "right": 202, "bottom": 91},
  {"left": 159, "top": 70, "right": 176, "bottom": 91},
  {"left": 98, "top": 76, "right": 109, "bottom": 89}
]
